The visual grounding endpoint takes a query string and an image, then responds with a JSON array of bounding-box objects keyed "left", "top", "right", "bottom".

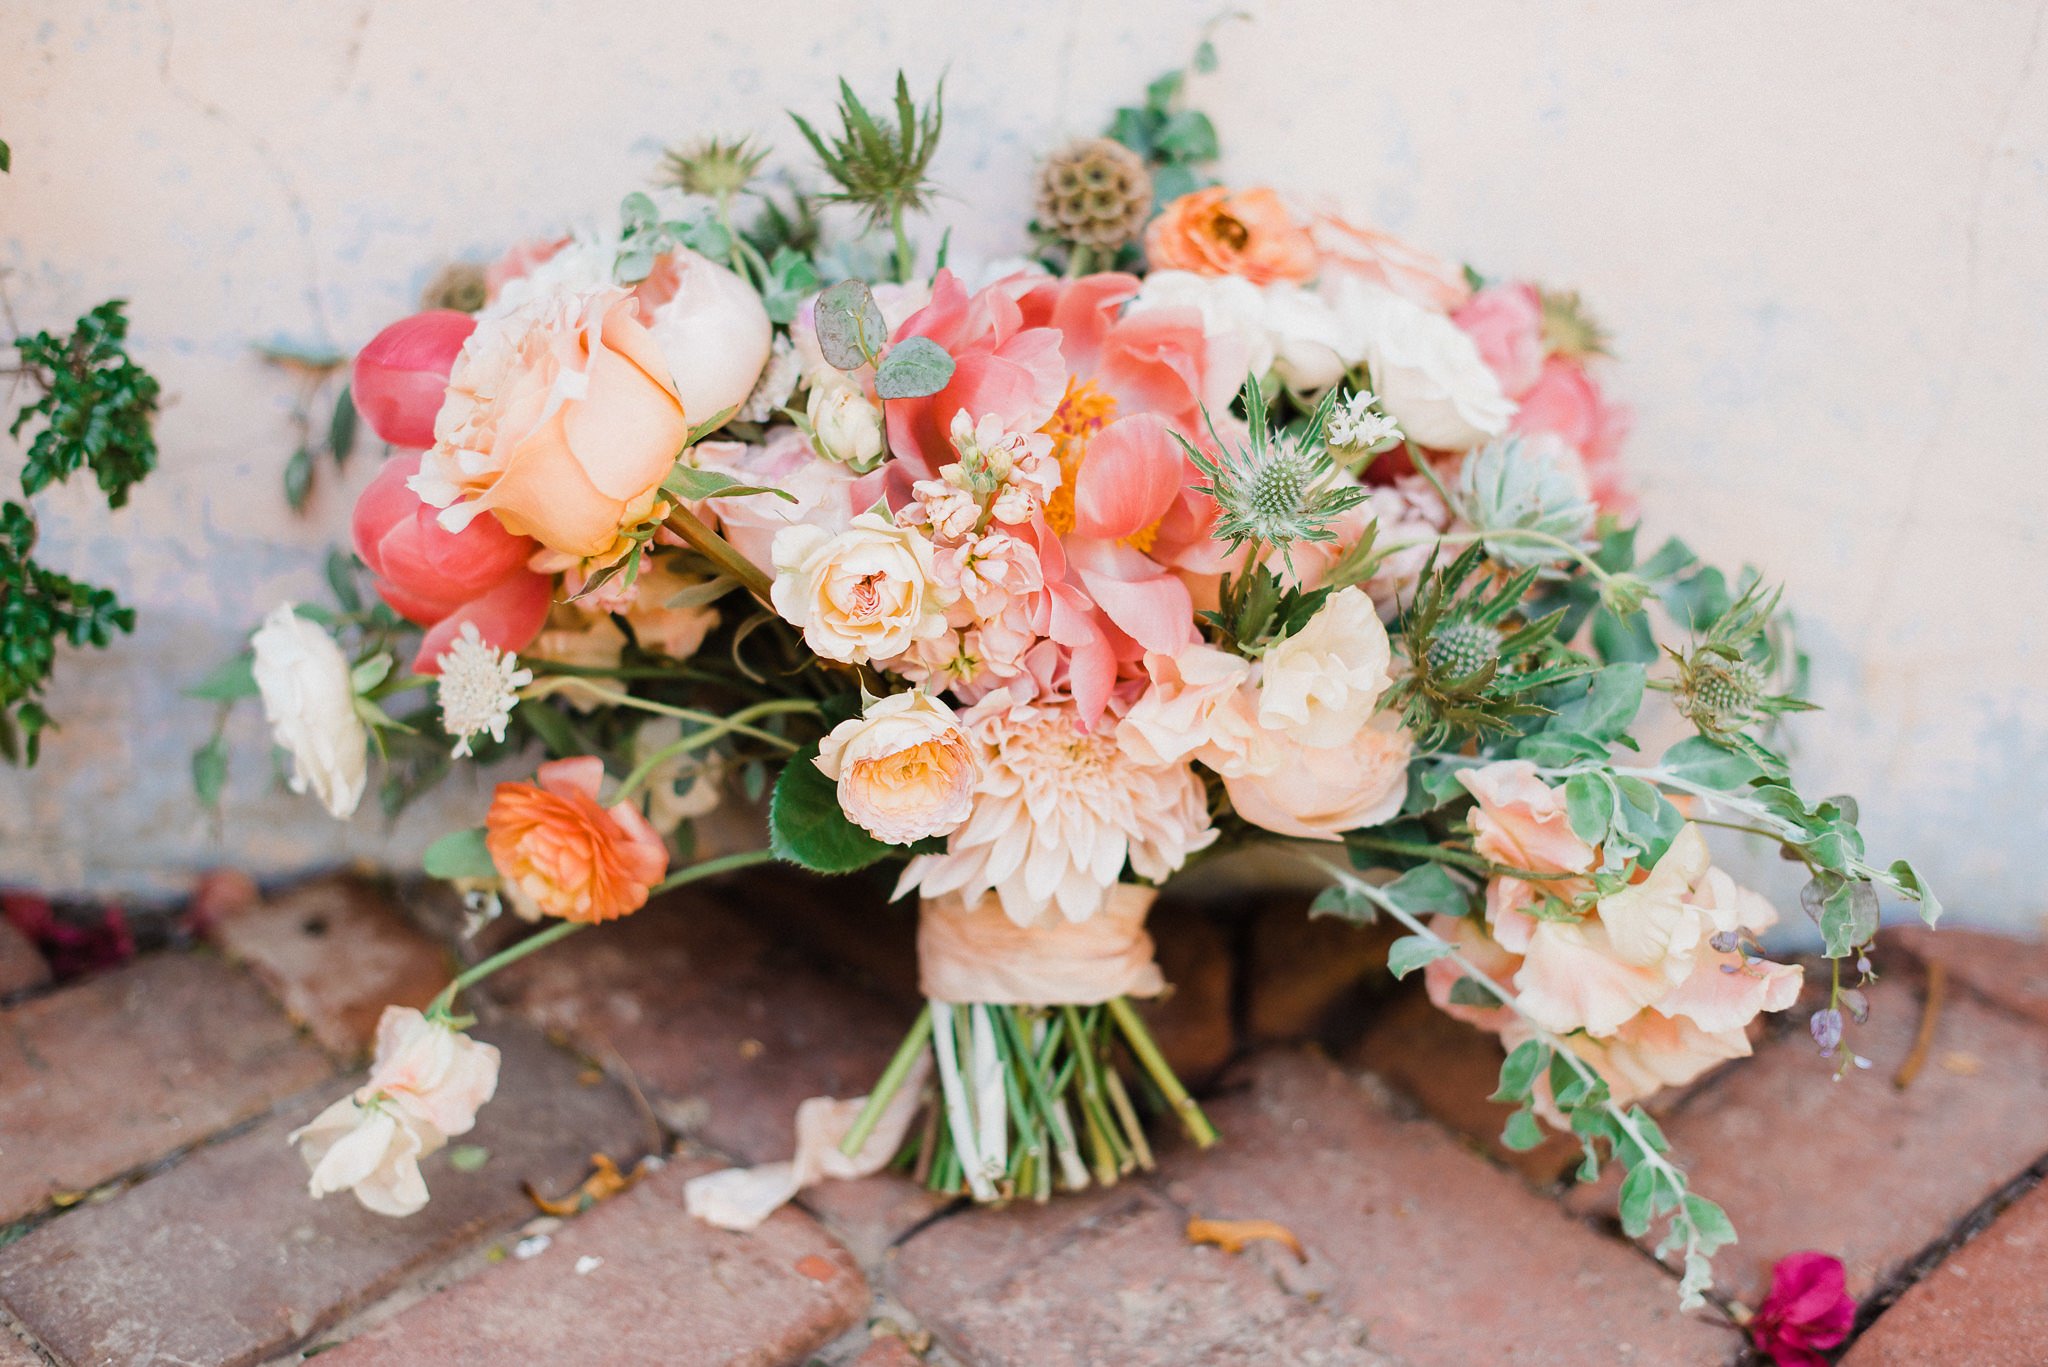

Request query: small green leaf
[
  {"left": 1888, "top": 859, "right": 1943, "bottom": 927},
  {"left": 814, "top": 279, "right": 887, "bottom": 370},
  {"left": 1446, "top": 977, "right": 1500, "bottom": 1008},
  {"left": 1658, "top": 736, "right": 1762, "bottom": 790},
  {"left": 1618, "top": 1163, "right": 1662, "bottom": 1239},
  {"left": 0, "top": 139, "right": 10, "bottom": 174},
  {"left": 768, "top": 742, "right": 892, "bottom": 873},
  {"left": 191, "top": 732, "right": 229, "bottom": 808},
  {"left": 661, "top": 464, "right": 797, "bottom": 504},
  {"left": 328, "top": 386, "right": 358, "bottom": 466},
  {"left": 1380, "top": 864, "right": 1470, "bottom": 919},
  {"left": 619, "top": 191, "right": 659, "bottom": 230},
  {"left": 1501, "top": 1107, "right": 1546, "bottom": 1152},
  {"left": 423, "top": 827, "right": 497, "bottom": 881},
  {"left": 1309, "top": 883, "right": 1375, "bottom": 924},
  {"left": 185, "top": 652, "right": 258, "bottom": 701},
  {"left": 350, "top": 653, "right": 393, "bottom": 694},
  {"left": 1819, "top": 878, "right": 1880, "bottom": 957},
  {"left": 684, "top": 406, "right": 739, "bottom": 447},
  {"left": 1492, "top": 1039, "right": 1548, "bottom": 1104},
  {"left": 1564, "top": 772, "right": 1616, "bottom": 845},
  {"left": 873, "top": 336, "right": 956, "bottom": 399},
  {"left": 1683, "top": 1194, "right": 1737, "bottom": 1254},
  {"left": 1386, "top": 934, "right": 1456, "bottom": 980},
  {"left": 1551, "top": 663, "right": 1645, "bottom": 743},
  {"left": 284, "top": 446, "right": 314, "bottom": 511},
  {"left": 325, "top": 548, "right": 363, "bottom": 614},
  {"left": 446, "top": 1144, "right": 491, "bottom": 1173}
]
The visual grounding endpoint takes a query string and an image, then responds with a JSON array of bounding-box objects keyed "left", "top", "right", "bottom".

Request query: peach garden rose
[
  {"left": 770, "top": 512, "right": 953, "bottom": 664},
  {"left": 815, "top": 690, "right": 977, "bottom": 844}
]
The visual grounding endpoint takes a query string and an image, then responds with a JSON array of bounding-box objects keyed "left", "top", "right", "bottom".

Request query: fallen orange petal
[
  {"left": 1185, "top": 1215, "right": 1308, "bottom": 1264},
  {"left": 525, "top": 1153, "right": 637, "bottom": 1217}
]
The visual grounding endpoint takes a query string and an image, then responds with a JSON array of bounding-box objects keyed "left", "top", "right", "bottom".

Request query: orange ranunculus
[
  {"left": 1143, "top": 187, "right": 1317, "bottom": 286},
  {"left": 485, "top": 757, "right": 669, "bottom": 923},
  {"left": 417, "top": 290, "right": 691, "bottom": 561}
]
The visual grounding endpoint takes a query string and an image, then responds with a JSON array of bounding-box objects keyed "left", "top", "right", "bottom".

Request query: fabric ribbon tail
[{"left": 683, "top": 1053, "right": 932, "bottom": 1232}]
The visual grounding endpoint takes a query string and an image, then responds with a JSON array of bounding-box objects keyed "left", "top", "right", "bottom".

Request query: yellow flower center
[{"left": 1037, "top": 377, "right": 1161, "bottom": 552}]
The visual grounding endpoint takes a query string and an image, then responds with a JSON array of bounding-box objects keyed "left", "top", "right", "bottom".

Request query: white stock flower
[
  {"left": 435, "top": 622, "right": 533, "bottom": 759},
  {"left": 250, "top": 603, "right": 369, "bottom": 819},
  {"left": 1255, "top": 587, "right": 1394, "bottom": 749},
  {"left": 770, "top": 513, "right": 952, "bottom": 664},
  {"left": 1327, "top": 277, "right": 1515, "bottom": 450}
]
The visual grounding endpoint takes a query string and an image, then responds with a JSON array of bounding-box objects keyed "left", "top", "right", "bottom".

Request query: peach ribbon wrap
[
  {"left": 683, "top": 887, "right": 1168, "bottom": 1231},
  {"left": 917, "top": 885, "right": 1166, "bottom": 1005}
]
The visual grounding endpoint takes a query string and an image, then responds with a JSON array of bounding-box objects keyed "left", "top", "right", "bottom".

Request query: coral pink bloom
[
  {"left": 353, "top": 451, "right": 551, "bottom": 674},
  {"left": 351, "top": 310, "right": 476, "bottom": 450},
  {"left": 1310, "top": 213, "right": 1472, "bottom": 312},
  {"left": 1512, "top": 356, "right": 1634, "bottom": 513},
  {"left": 1749, "top": 1252, "right": 1854, "bottom": 1367},
  {"left": 1454, "top": 283, "right": 1546, "bottom": 398}
]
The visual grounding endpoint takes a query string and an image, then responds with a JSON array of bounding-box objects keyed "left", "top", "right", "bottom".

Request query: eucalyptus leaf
[
  {"left": 874, "top": 336, "right": 956, "bottom": 399},
  {"left": 1380, "top": 864, "right": 1470, "bottom": 919},
  {"left": 423, "top": 827, "right": 497, "bottom": 881},
  {"left": 1658, "top": 736, "right": 1762, "bottom": 790},
  {"left": 815, "top": 279, "right": 886, "bottom": 370},
  {"left": 1888, "top": 859, "right": 1943, "bottom": 927},
  {"left": 1492, "top": 1038, "right": 1548, "bottom": 1104},
  {"left": 1386, "top": 934, "right": 1457, "bottom": 980},
  {"left": 1564, "top": 772, "right": 1616, "bottom": 845}
]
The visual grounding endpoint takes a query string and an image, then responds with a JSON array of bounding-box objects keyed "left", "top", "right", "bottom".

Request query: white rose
[
  {"left": 806, "top": 380, "right": 887, "bottom": 471},
  {"left": 815, "top": 690, "right": 977, "bottom": 844},
  {"left": 1328, "top": 277, "right": 1515, "bottom": 450},
  {"left": 1131, "top": 270, "right": 1276, "bottom": 379},
  {"left": 770, "top": 513, "right": 953, "bottom": 664},
  {"left": 1255, "top": 587, "right": 1394, "bottom": 749},
  {"left": 250, "top": 603, "right": 369, "bottom": 819},
  {"left": 1226, "top": 712, "right": 1414, "bottom": 841}
]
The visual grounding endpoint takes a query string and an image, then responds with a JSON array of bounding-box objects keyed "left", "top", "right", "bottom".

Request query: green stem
[
  {"left": 522, "top": 680, "right": 809, "bottom": 752},
  {"left": 613, "top": 697, "right": 820, "bottom": 801},
  {"left": 1106, "top": 997, "right": 1217, "bottom": 1148},
  {"left": 890, "top": 201, "right": 914, "bottom": 284},
  {"left": 837, "top": 1005, "right": 934, "bottom": 1159},
  {"left": 429, "top": 919, "right": 584, "bottom": 1018},
  {"left": 663, "top": 504, "right": 774, "bottom": 602},
  {"left": 1344, "top": 832, "right": 1581, "bottom": 883},
  {"left": 647, "top": 847, "right": 777, "bottom": 895}
]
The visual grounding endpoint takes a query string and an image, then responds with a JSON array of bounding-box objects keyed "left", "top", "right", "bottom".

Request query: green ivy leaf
[
  {"left": 768, "top": 741, "right": 892, "bottom": 873},
  {"left": 191, "top": 732, "right": 229, "bottom": 808},
  {"left": 423, "top": 827, "right": 497, "bottom": 881},
  {"left": 874, "top": 336, "right": 956, "bottom": 399}
]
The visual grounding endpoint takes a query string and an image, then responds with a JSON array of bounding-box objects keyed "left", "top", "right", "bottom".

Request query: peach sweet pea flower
[
  {"left": 1457, "top": 761, "right": 1597, "bottom": 875},
  {"left": 1145, "top": 187, "right": 1318, "bottom": 286},
  {"left": 1117, "top": 643, "right": 1262, "bottom": 776},
  {"left": 815, "top": 690, "right": 977, "bottom": 845},
  {"left": 1422, "top": 912, "right": 1523, "bottom": 1031},
  {"left": 290, "top": 1006, "right": 501, "bottom": 1217},
  {"left": 1224, "top": 712, "right": 1414, "bottom": 841},
  {"left": 1309, "top": 213, "right": 1472, "bottom": 312},
  {"left": 486, "top": 757, "right": 669, "bottom": 923},
  {"left": 414, "top": 288, "right": 691, "bottom": 560}
]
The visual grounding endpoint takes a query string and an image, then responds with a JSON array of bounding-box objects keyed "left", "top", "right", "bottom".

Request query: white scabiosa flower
[
  {"left": 1325, "top": 389, "right": 1403, "bottom": 454},
  {"left": 896, "top": 693, "right": 1217, "bottom": 926},
  {"left": 435, "top": 622, "right": 533, "bottom": 758},
  {"left": 250, "top": 603, "right": 370, "bottom": 820}
]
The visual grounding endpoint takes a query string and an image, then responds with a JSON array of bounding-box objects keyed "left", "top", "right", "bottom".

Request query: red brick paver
[
  {"left": 324, "top": 1158, "right": 868, "bottom": 1367},
  {"left": 1350, "top": 986, "right": 1580, "bottom": 1185},
  {"left": 1842, "top": 1178, "right": 2048, "bottom": 1366},
  {"left": 1887, "top": 924, "right": 2048, "bottom": 1029},
  {"left": 0, "top": 1021, "right": 647, "bottom": 1367},
  {"left": 1164, "top": 1050, "right": 1737, "bottom": 1366},
  {"left": 0, "top": 920, "right": 48, "bottom": 999},
  {"left": 1568, "top": 966, "right": 2048, "bottom": 1305},
  {"left": 892, "top": 1176, "right": 1395, "bottom": 1366},
  {"left": 852, "top": 1336, "right": 924, "bottom": 1367},
  {"left": 205, "top": 874, "right": 450, "bottom": 1057},
  {"left": 0, "top": 952, "right": 334, "bottom": 1221}
]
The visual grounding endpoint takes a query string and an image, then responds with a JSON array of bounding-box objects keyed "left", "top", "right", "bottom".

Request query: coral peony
[
  {"left": 486, "top": 757, "right": 670, "bottom": 923},
  {"left": 353, "top": 450, "right": 551, "bottom": 674},
  {"left": 1453, "top": 282, "right": 1546, "bottom": 398},
  {"left": 1144, "top": 187, "right": 1317, "bottom": 286},
  {"left": 351, "top": 310, "right": 477, "bottom": 449}
]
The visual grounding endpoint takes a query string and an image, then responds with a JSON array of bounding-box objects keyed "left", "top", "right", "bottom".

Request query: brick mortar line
[{"left": 0, "top": 1308, "right": 57, "bottom": 1367}]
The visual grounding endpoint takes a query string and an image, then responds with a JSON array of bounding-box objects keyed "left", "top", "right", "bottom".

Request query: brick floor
[
  {"left": 205, "top": 874, "right": 451, "bottom": 1058},
  {"left": 323, "top": 1157, "right": 868, "bottom": 1367},
  {"left": 1887, "top": 924, "right": 2048, "bottom": 1030},
  {"left": 852, "top": 1336, "right": 925, "bottom": 1367},
  {"left": 0, "top": 951, "right": 334, "bottom": 1221},
  {"left": 892, "top": 1175, "right": 1395, "bottom": 1365},
  {"left": 1567, "top": 960, "right": 2048, "bottom": 1306},
  {"left": 0, "top": 1021, "right": 646, "bottom": 1367},
  {"left": 1244, "top": 893, "right": 1398, "bottom": 1042},
  {"left": 1349, "top": 986, "right": 1581, "bottom": 1185},
  {"left": 1841, "top": 1177, "right": 2048, "bottom": 1366},
  {"left": 0, "top": 920, "right": 48, "bottom": 1000},
  {"left": 1161, "top": 1050, "right": 1738, "bottom": 1366}
]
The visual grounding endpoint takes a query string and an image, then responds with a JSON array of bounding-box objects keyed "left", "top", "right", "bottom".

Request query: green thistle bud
[
  {"left": 1426, "top": 620, "right": 1498, "bottom": 681},
  {"left": 1679, "top": 654, "right": 1765, "bottom": 732},
  {"left": 659, "top": 135, "right": 770, "bottom": 200}
]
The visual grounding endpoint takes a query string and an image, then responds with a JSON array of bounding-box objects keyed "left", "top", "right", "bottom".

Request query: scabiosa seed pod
[
  {"left": 419, "top": 261, "right": 489, "bottom": 314},
  {"left": 1035, "top": 138, "right": 1153, "bottom": 252}
]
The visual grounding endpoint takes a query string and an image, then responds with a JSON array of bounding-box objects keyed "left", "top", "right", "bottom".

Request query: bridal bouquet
[{"left": 202, "top": 58, "right": 1936, "bottom": 1307}]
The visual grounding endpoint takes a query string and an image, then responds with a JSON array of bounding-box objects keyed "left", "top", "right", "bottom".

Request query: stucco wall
[{"left": 3, "top": 0, "right": 2044, "bottom": 931}]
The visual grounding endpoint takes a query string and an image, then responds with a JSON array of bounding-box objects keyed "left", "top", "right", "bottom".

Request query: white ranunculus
[
  {"left": 815, "top": 690, "right": 976, "bottom": 845},
  {"left": 1255, "top": 587, "right": 1394, "bottom": 749},
  {"left": 1258, "top": 284, "right": 1351, "bottom": 393},
  {"left": 770, "top": 514, "right": 952, "bottom": 664},
  {"left": 1327, "top": 277, "right": 1515, "bottom": 450},
  {"left": 806, "top": 379, "right": 887, "bottom": 471},
  {"left": 250, "top": 603, "right": 369, "bottom": 819},
  {"left": 1132, "top": 270, "right": 1276, "bottom": 379}
]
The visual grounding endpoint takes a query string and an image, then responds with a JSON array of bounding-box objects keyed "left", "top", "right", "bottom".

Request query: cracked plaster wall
[{"left": 1, "top": 0, "right": 2044, "bottom": 933}]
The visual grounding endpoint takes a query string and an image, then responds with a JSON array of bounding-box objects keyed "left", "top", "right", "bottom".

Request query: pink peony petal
[
  {"left": 411, "top": 569, "right": 552, "bottom": 675},
  {"left": 1073, "top": 414, "right": 1184, "bottom": 542},
  {"left": 351, "top": 310, "right": 475, "bottom": 449}
]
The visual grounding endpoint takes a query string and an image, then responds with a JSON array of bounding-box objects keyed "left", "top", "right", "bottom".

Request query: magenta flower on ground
[{"left": 1750, "top": 1251, "right": 1855, "bottom": 1366}]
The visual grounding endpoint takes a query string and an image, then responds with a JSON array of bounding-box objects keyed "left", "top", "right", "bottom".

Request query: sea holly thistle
[
  {"left": 1183, "top": 376, "right": 1371, "bottom": 566},
  {"left": 1666, "top": 580, "right": 1816, "bottom": 747},
  {"left": 658, "top": 134, "right": 771, "bottom": 201},
  {"left": 791, "top": 73, "right": 943, "bottom": 283}
]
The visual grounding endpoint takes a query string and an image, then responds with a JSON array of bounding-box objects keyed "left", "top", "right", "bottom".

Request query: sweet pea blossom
[
  {"left": 250, "top": 604, "right": 369, "bottom": 820},
  {"left": 1255, "top": 587, "right": 1393, "bottom": 749},
  {"left": 815, "top": 690, "right": 977, "bottom": 844},
  {"left": 290, "top": 1006, "right": 501, "bottom": 1217},
  {"left": 1117, "top": 643, "right": 1262, "bottom": 776}
]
